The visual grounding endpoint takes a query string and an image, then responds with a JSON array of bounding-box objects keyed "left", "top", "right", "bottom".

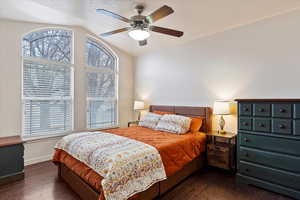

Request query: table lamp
[
  {"left": 134, "top": 101, "right": 145, "bottom": 121},
  {"left": 213, "top": 101, "right": 231, "bottom": 134}
]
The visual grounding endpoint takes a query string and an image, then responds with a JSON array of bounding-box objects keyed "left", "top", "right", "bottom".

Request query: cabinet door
[
  {"left": 239, "top": 103, "right": 252, "bottom": 116},
  {"left": 272, "top": 104, "right": 292, "bottom": 118},
  {"left": 0, "top": 144, "right": 24, "bottom": 177},
  {"left": 253, "top": 103, "right": 271, "bottom": 117}
]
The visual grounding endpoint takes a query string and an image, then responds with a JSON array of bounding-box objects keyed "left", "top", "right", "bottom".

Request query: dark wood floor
[{"left": 0, "top": 161, "right": 293, "bottom": 200}]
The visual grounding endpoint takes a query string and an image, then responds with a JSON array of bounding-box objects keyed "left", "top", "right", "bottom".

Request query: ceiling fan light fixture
[{"left": 128, "top": 29, "right": 150, "bottom": 41}]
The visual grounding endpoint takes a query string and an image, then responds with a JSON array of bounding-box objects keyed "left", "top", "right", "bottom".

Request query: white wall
[
  {"left": 0, "top": 19, "right": 134, "bottom": 165},
  {"left": 135, "top": 10, "right": 300, "bottom": 133}
]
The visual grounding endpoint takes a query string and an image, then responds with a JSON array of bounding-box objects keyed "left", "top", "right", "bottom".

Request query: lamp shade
[
  {"left": 213, "top": 101, "right": 231, "bottom": 115},
  {"left": 128, "top": 29, "right": 150, "bottom": 41},
  {"left": 134, "top": 101, "right": 144, "bottom": 110}
]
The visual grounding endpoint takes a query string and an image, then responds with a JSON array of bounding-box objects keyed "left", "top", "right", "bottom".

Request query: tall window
[
  {"left": 22, "top": 29, "right": 73, "bottom": 138},
  {"left": 85, "top": 38, "right": 118, "bottom": 129}
]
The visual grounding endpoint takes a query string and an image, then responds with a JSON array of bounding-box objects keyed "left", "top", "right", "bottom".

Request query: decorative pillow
[
  {"left": 138, "top": 112, "right": 162, "bottom": 129},
  {"left": 155, "top": 114, "right": 192, "bottom": 134},
  {"left": 153, "top": 111, "right": 175, "bottom": 115},
  {"left": 190, "top": 117, "right": 203, "bottom": 133}
]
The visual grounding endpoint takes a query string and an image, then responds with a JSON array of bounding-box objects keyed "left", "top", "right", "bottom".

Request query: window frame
[
  {"left": 85, "top": 36, "right": 119, "bottom": 130},
  {"left": 21, "top": 27, "right": 75, "bottom": 140}
]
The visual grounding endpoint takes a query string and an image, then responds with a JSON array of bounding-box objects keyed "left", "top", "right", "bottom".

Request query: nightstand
[
  {"left": 206, "top": 131, "right": 237, "bottom": 171},
  {"left": 128, "top": 121, "right": 139, "bottom": 127}
]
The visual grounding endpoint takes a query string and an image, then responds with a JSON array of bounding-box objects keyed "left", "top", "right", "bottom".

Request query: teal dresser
[{"left": 236, "top": 99, "right": 300, "bottom": 199}]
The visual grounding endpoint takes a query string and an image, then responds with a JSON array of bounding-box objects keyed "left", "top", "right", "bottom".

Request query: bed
[{"left": 53, "top": 105, "right": 212, "bottom": 200}]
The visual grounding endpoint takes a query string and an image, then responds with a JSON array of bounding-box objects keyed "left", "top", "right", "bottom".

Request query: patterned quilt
[{"left": 55, "top": 131, "right": 167, "bottom": 200}]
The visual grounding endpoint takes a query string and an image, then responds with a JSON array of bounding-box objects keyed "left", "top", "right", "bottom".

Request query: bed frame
[{"left": 57, "top": 105, "right": 212, "bottom": 200}]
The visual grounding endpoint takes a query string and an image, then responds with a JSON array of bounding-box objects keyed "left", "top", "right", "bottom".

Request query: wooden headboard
[{"left": 149, "top": 105, "right": 212, "bottom": 133}]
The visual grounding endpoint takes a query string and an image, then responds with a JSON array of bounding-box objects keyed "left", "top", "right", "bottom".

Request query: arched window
[
  {"left": 22, "top": 29, "right": 73, "bottom": 137},
  {"left": 85, "top": 38, "right": 118, "bottom": 129}
]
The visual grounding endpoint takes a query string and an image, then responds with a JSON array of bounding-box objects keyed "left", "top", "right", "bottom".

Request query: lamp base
[{"left": 218, "top": 115, "right": 226, "bottom": 134}]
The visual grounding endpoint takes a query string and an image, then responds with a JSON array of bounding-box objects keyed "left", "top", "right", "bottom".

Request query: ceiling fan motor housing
[{"left": 130, "top": 15, "right": 149, "bottom": 30}]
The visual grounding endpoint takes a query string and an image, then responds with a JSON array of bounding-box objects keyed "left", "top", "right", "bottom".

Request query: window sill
[
  {"left": 22, "top": 132, "right": 71, "bottom": 143},
  {"left": 85, "top": 125, "right": 120, "bottom": 132}
]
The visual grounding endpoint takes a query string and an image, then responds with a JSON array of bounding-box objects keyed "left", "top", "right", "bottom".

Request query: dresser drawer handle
[
  {"left": 244, "top": 107, "right": 249, "bottom": 112},
  {"left": 258, "top": 108, "right": 265, "bottom": 112},
  {"left": 279, "top": 108, "right": 285, "bottom": 113},
  {"left": 245, "top": 153, "right": 249, "bottom": 157},
  {"left": 244, "top": 138, "right": 250, "bottom": 142},
  {"left": 242, "top": 122, "right": 249, "bottom": 126},
  {"left": 245, "top": 168, "right": 250, "bottom": 172},
  {"left": 258, "top": 123, "right": 265, "bottom": 128},
  {"left": 279, "top": 124, "right": 285, "bottom": 129}
]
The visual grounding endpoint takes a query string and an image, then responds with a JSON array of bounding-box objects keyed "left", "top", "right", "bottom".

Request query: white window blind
[
  {"left": 22, "top": 29, "right": 73, "bottom": 137},
  {"left": 85, "top": 38, "right": 117, "bottom": 129}
]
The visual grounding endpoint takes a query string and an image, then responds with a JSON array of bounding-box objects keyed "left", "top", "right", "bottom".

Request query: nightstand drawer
[
  {"left": 239, "top": 103, "right": 252, "bottom": 116},
  {"left": 207, "top": 144, "right": 230, "bottom": 170},
  {"left": 253, "top": 103, "right": 271, "bottom": 117},
  {"left": 240, "top": 147, "right": 300, "bottom": 173},
  {"left": 240, "top": 161, "right": 300, "bottom": 190},
  {"left": 272, "top": 104, "right": 292, "bottom": 118},
  {"left": 239, "top": 117, "right": 252, "bottom": 131},
  {"left": 240, "top": 133, "right": 300, "bottom": 156},
  {"left": 272, "top": 119, "right": 292, "bottom": 135},
  {"left": 253, "top": 118, "right": 270, "bottom": 133}
]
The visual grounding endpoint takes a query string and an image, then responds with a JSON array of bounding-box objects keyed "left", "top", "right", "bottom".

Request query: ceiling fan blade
[
  {"left": 150, "top": 26, "right": 183, "bottom": 37},
  {"left": 139, "top": 40, "right": 147, "bottom": 46},
  {"left": 100, "top": 27, "right": 131, "bottom": 37},
  {"left": 146, "top": 5, "right": 174, "bottom": 23},
  {"left": 96, "top": 9, "right": 131, "bottom": 23}
]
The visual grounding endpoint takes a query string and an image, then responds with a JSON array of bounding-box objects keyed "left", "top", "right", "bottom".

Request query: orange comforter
[{"left": 53, "top": 126, "right": 206, "bottom": 196}]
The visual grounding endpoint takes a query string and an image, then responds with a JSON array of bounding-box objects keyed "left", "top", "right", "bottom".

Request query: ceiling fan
[{"left": 96, "top": 5, "right": 184, "bottom": 46}]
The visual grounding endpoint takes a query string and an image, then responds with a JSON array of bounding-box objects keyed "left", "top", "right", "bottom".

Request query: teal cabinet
[{"left": 236, "top": 99, "right": 300, "bottom": 200}]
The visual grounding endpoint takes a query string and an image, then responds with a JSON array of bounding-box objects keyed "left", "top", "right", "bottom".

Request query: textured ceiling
[{"left": 1, "top": 0, "right": 300, "bottom": 55}]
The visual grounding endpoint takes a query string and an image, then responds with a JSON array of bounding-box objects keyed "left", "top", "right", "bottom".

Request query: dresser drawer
[
  {"left": 240, "top": 133, "right": 300, "bottom": 156},
  {"left": 239, "top": 161, "right": 300, "bottom": 190},
  {"left": 239, "top": 103, "right": 252, "bottom": 116},
  {"left": 239, "top": 117, "right": 252, "bottom": 131},
  {"left": 272, "top": 103, "right": 292, "bottom": 118},
  {"left": 253, "top": 103, "right": 271, "bottom": 117},
  {"left": 272, "top": 119, "right": 292, "bottom": 135},
  {"left": 240, "top": 147, "right": 300, "bottom": 173},
  {"left": 294, "top": 104, "right": 300, "bottom": 119},
  {"left": 294, "top": 120, "right": 300, "bottom": 136},
  {"left": 253, "top": 118, "right": 270, "bottom": 133}
]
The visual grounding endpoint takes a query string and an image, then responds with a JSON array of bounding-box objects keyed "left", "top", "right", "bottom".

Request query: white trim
[
  {"left": 22, "top": 132, "right": 69, "bottom": 142},
  {"left": 85, "top": 35, "right": 119, "bottom": 129},
  {"left": 24, "top": 154, "right": 52, "bottom": 166},
  {"left": 21, "top": 28, "right": 75, "bottom": 138}
]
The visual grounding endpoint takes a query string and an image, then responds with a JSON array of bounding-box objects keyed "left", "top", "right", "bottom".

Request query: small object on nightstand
[
  {"left": 128, "top": 121, "right": 140, "bottom": 127},
  {"left": 213, "top": 101, "right": 231, "bottom": 134},
  {"left": 206, "top": 130, "right": 237, "bottom": 171},
  {"left": 0, "top": 136, "right": 24, "bottom": 185}
]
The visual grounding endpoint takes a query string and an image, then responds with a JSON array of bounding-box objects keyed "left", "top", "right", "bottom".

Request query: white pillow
[
  {"left": 138, "top": 112, "right": 162, "bottom": 129},
  {"left": 155, "top": 114, "right": 192, "bottom": 134}
]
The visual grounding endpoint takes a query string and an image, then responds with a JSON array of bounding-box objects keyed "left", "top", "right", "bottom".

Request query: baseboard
[{"left": 24, "top": 154, "right": 52, "bottom": 166}]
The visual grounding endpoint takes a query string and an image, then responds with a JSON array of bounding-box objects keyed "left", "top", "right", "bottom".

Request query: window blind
[
  {"left": 86, "top": 38, "right": 117, "bottom": 129},
  {"left": 22, "top": 29, "right": 73, "bottom": 137}
]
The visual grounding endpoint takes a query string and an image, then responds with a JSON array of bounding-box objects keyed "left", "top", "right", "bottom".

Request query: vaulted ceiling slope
[{"left": 1, "top": 0, "right": 300, "bottom": 55}]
